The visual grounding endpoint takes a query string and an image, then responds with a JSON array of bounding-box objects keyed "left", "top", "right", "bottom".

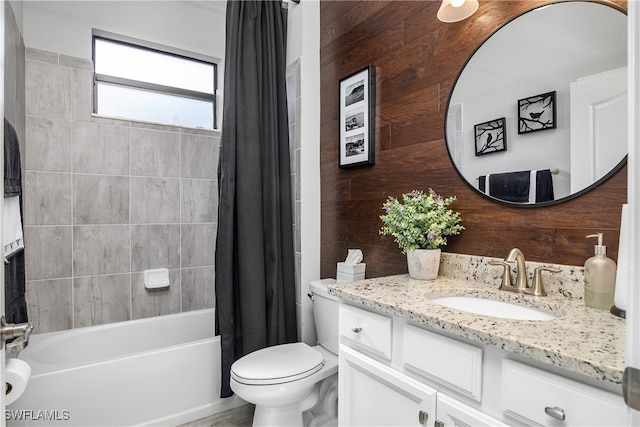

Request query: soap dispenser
[{"left": 584, "top": 233, "right": 617, "bottom": 310}]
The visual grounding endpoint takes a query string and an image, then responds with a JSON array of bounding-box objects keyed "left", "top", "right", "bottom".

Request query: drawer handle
[
  {"left": 544, "top": 406, "right": 565, "bottom": 421},
  {"left": 418, "top": 410, "right": 428, "bottom": 425},
  {"left": 351, "top": 326, "right": 362, "bottom": 333}
]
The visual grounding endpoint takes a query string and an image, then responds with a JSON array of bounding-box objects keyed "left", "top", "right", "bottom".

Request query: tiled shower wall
[
  {"left": 286, "top": 59, "right": 302, "bottom": 339},
  {"left": 23, "top": 48, "right": 218, "bottom": 333}
]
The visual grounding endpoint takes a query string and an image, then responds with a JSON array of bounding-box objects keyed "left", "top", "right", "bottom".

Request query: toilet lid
[{"left": 231, "top": 342, "right": 324, "bottom": 385}]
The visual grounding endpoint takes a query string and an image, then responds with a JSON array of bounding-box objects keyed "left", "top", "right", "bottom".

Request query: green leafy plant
[{"left": 379, "top": 189, "right": 464, "bottom": 253}]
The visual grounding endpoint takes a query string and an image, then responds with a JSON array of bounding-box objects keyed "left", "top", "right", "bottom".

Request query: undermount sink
[{"left": 430, "top": 296, "right": 558, "bottom": 321}]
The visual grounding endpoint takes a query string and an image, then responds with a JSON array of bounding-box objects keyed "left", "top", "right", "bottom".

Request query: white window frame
[{"left": 92, "top": 29, "right": 218, "bottom": 129}]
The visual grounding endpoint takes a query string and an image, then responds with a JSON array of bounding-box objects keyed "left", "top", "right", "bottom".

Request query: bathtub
[{"left": 7, "top": 309, "right": 244, "bottom": 426}]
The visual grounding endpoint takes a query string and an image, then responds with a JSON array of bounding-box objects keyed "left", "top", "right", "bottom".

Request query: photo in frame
[
  {"left": 518, "top": 91, "right": 556, "bottom": 134},
  {"left": 474, "top": 117, "right": 507, "bottom": 156},
  {"left": 339, "top": 65, "right": 375, "bottom": 168}
]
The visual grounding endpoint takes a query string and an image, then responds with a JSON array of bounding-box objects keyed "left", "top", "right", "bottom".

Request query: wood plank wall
[{"left": 319, "top": 0, "right": 627, "bottom": 279}]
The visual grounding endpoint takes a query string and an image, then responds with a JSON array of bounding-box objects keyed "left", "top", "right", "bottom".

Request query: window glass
[
  {"left": 93, "top": 33, "right": 217, "bottom": 129},
  {"left": 97, "top": 83, "right": 214, "bottom": 129},
  {"left": 94, "top": 38, "right": 214, "bottom": 94}
]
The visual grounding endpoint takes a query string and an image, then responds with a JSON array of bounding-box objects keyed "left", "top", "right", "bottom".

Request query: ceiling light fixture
[{"left": 437, "top": 0, "right": 479, "bottom": 23}]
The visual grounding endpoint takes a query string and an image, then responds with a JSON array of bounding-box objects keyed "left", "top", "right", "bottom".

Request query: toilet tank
[{"left": 309, "top": 279, "right": 339, "bottom": 355}]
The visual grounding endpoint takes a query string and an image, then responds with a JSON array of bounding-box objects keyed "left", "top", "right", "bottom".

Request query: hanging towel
[
  {"left": 534, "top": 169, "right": 554, "bottom": 203},
  {"left": 479, "top": 171, "right": 531, "bottom": 203},
  {"left": 3, "top": 196, "right": 24, "bottom": 260},
  {"left": 4, "top": 118, "right": 27, "bottom": 324},
  {"left": 479, "top": 169, "right": 555, "bottom": 204},
  {"left": 4, "top": 118, "right": 21, "bottom": 197}
]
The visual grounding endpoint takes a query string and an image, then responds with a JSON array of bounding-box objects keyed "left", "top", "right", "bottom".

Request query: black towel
[
  {"left": 480, "top": 171, "right": 531, "bottom": 203},
  {"left": 479, "top": 169, "right": 555, "bottom": 204},
  {"left": 535, "top": 169, "right": 554, "bottom": 203},
  {"left": 4, "top": 118, "right": 21, "bottom": 197},
  {"left": 4, "top": 118, "right": 27, "bottom": 324},
  {"left": 5, "top": 251, "right": 27, "bottom": 324}
]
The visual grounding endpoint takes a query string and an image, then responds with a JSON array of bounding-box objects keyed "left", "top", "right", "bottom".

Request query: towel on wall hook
[{"left": 4, "top": 118, "right": 28, "bottom": 324}]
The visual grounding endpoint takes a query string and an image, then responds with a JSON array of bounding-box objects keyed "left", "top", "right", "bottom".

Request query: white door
[
  {"left": 339, "top": 345, "right": 437, "bottom": 427},
  {"left": 570, "top": 67, "right": 628, "bottom": 194},
  {"left": 625, "top": 2, "right": 640, "bottom": 425}
]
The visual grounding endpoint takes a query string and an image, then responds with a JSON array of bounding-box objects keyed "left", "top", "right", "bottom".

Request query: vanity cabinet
[
  {"left": 339, "top": 345, "right": 501, "bottom": 427},
  {"left": 502, "top": 359, "right": 626, "bottom": 426},
  {"left": 338, "top": 303, "right": 625, "bottom": 427},
  {"left": 339, "top": 345, "right": 436, "bottom": 426},
  {"left": 338, "top": 305, "right": 505, "bottom": 426}
]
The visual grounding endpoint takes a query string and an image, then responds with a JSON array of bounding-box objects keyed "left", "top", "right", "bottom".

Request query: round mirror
[{"left": 445, "top": 1, "right": 627, "bottom": 206}]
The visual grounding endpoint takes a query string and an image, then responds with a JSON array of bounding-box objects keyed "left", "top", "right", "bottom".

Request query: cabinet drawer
[
  {"left": 502, "top": 359, "right": 626, "bottom": 426},
  {"left": 402, "top": 324, "right": 483, "bottom": 401},
  {"left": 339, "top": 305, "right": 392, "bottom": 359}
]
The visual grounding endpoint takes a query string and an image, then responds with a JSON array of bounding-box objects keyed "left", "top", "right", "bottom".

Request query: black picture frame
[
  {"left": 518, "top": 91, "right": 556, "bottom": 134},
  {"left": 474, "top": 117, "right": 507, "bottom": 156},
  {"left": 338, "top": 65, "right": 375, "bottom": 168}
]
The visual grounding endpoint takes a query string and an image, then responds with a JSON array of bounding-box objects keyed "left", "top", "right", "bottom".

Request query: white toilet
[{"left": 230, "top": 279, "right": 339, "bottom": 427}]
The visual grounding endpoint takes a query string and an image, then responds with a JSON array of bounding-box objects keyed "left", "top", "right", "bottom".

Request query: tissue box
[{"left": 336, "top": 262, "right": 366, "bottom": 283}]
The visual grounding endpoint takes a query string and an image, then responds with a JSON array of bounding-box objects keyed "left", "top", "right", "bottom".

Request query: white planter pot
[{"left": 406, "top": 249, "right": 441, "bottom": 280}]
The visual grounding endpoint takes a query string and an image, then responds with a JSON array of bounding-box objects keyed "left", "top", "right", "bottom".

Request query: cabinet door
[
  {"left": 436, "top": 393, "right": 508, "bottom": 427},
  {"left": 339, "top": 345, "right": 437, "bottom": 426}
]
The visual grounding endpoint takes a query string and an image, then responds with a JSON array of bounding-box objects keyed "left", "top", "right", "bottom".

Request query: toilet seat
[{"left": 231, "top": 342, "right": 325, "bottom": 385}]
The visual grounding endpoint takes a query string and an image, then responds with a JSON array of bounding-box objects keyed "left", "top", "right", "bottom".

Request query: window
[{"left": 92, "top": 30, "right": 218, "bottom": 129}]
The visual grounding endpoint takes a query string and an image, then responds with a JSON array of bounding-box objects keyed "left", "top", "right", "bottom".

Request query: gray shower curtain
[{"left": 215, "top": 0, "right": 297, "bottom": 398}]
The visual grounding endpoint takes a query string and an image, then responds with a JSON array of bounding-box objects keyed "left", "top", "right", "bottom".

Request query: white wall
[
  {"left": 286, "top": 0, "right": 321, "bottom": 346},
  {"left": 8, "top": 1, "right": 22, "bottom": 34},
  {"left": 22, "top": 1, "right": 226, "bottom": 61},
  {"left": 627, "top": 3, "right": 640, "bottom": 424}
]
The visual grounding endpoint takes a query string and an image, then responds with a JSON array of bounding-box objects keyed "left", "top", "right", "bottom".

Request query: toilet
[{"left": 230, "top": 279, "right": 339, "bottom": 427}]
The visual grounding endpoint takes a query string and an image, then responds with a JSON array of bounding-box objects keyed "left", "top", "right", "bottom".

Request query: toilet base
[
  {"left": 252, "top": 381, "right": 319, "bottom": 427},
  {"left": 253, "top": 402, "right": 306, "bottom": 427},
  {"left": 303, "top": 375, "right": 338, "bottom": 427},
  {"left": 251, "top": 374, "right": 338, "bottom": 427}
]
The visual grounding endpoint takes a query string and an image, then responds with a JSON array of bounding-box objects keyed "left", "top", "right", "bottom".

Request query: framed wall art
[
  {"left": 518, "top": 91, "right": 556, "bottom": 134},
  {"left": 474, "top": 117, "right": 507, "bottom": 156},
  {"left": 338, "top": 65, "right": 375, "bottom": 168}
]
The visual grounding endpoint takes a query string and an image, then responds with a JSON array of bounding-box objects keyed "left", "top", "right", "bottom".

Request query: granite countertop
[{"left": 328, "top": 254, "right": 626, "bottom": 387}]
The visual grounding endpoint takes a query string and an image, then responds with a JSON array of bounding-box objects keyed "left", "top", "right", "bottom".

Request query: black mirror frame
[{"left": 444, "top": 0, "right": 628, "bottom": 208}]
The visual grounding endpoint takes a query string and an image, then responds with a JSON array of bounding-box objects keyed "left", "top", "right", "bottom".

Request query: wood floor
[{"left": 178, "top": 404, "right": 255, "bottom": 427}]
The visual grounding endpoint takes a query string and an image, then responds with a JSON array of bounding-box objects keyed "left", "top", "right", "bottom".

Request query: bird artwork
[
  {"left": 475, "top": 118, "right": 506, "bottom": 156},
  {"left": 518, "top": 91, "right": 556, "bottom": 134}
]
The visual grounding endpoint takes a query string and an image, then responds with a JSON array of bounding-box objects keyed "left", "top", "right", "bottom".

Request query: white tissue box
[{"left": 336, "top": 262, "right": 366, "bottom": 283}]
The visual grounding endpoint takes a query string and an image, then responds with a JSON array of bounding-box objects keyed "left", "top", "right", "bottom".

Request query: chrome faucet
[
  {"left": 505, "top": 248, "right": 529, "bottom": 292},
  {"left": 0, "top": 316, "right": 33, "bottom": 353}
]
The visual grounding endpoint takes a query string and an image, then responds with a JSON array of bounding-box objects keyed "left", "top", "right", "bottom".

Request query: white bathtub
[{"left": 7, "top": 309, "right": 244, "bottom": 426}]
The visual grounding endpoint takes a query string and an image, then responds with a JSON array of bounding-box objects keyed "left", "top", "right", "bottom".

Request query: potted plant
[{"left": 379, "top": 189, "right": 464, "bottom": 280}]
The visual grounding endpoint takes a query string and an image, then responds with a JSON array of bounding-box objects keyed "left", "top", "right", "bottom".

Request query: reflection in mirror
[{"left": 445, "top": 1, "right": 627, "bottom": 206}]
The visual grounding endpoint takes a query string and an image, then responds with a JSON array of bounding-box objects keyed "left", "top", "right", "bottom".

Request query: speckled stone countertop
[{"left": 329, "top": 253, "right": 625, "bottom": 387}]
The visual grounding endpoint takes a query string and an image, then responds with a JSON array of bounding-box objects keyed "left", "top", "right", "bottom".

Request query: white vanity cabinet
[
  {"left": 337, "top": 303, "right": 625, "bottom": 427},
  {"left": 339, "top": 345, "right": 436, "bottom": 426},
  {"left": 338, "top": 304, "right": 506, "bottom": 426},
  {"left": 502, "top": 359, "right": 626, "bottom": 426}
]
